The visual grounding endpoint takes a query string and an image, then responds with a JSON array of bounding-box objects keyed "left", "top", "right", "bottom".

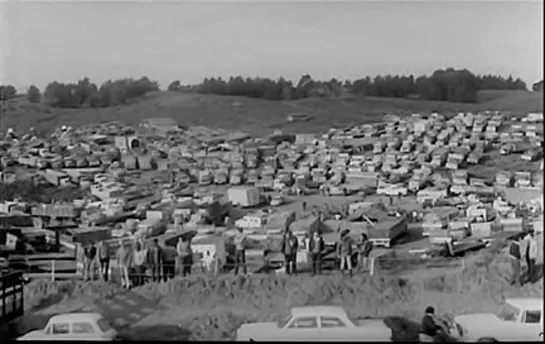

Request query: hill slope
[{"left": 2, "top": 90, "right": 542, "bottom": 136}]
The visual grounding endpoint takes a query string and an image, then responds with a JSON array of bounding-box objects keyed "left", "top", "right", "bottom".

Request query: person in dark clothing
[
  {"left": 524, "top": 231, "right": 538, "bottom": 284},
  {"left": 281, "top": 230, "right": 299, "bottom": 275},
  {"left": 302, "top": 201, "right": 307, "bottom": 213},
  {"left": 309, "top": 231, "right": 325, "bottom": 276},
  {"left": 162, "top": 241, "right": 177, "bottom": 281},
  {"left": 82, "top": 243, "right": 98, "bottom": 281},
  {"left": 146, "top": 239, "right": 164, "bottom": 282},
  {"left": 421, "top": 306, "right": 447, "bottom": 343},
  {"left": 95, "top": 240, "right": 111, "bottom": 282},
  {"left": 357, "top": 234, "right": 372, "bottom": 272},
  {"left": 337, "top": 229, "right": 354, "bottom": 277},
  {"left": 508, "top": 236, "right": 522, "bottom": 287}
]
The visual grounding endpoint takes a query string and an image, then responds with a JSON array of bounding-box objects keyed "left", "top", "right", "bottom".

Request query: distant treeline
[
  {"left": 0, "top": 69, "right": 530, "bottom": 107},
  {"left": 171, "top": 70, "right": 527, "bottom": 103},
  {"left": 0, "top": 77, "right": 160, "bottom": 107}
]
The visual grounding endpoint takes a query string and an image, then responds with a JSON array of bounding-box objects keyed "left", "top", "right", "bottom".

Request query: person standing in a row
[
  {"left": 116, "top": 241, "right": 133, "bottom": 289},
  {"left": 147, "top": 238, "right": 164, "bottom": 282},
  {"left": 132, "top": 241, "right": 147, "bottom": 286},
  {"left": 281, "top": 230, "right": 299, "bottom": 275},
  {"left": 337, "top": 229, "right": 354, "bottom": 277},
  {"left": 524, "top": 231, "right": 538, "bottom": 284},
  {"left": 82, "top": 243, "right": 98, "bottom": 281},
  {"left": 309, "top": 231, "right": 325, "bottom": 276},
  {"left": 508, "top": 235, "right": 522, "bottom": 287},
  {"left": 162, "top": 240, "right": 178, "bottom": 280},
  {"left": 357, "top": 233, "right": 373, "bottom": 272},
  {"left": 95, "top": 240, "right": 111, "bottom": 282},
  {"left": 233, "top": 227, "right": 248, "bottom": 275},
  {"left": 176, "top": 237, "right": 193, "bottom": 277}
]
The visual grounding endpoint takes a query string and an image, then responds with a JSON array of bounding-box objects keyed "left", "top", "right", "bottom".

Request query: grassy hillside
[{"left": 2, "top": 90, "right": 542, "bottom": 136}]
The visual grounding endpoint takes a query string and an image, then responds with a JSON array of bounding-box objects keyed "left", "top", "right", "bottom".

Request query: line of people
[
  {"left": 278, "top": 229, "right": 373, "bottom": 276},
  {"left": 81, "top": 236, "right": 210, "bottom": 288},
  {"left": 508, "top": 230, "right": 539, "bottom": 286}
]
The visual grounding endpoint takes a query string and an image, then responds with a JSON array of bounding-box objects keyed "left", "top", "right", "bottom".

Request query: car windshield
[
  {"left": 496, "top": 303, "right": 521, "bottom": 322},
  {"left": 277, "top": 315, "right": 293, "bottom": 328}
]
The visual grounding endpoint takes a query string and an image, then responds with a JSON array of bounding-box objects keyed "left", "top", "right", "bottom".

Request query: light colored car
[
  {"left": 236, "top": 306, "right": 392, "bottom": 341},
  {"left": 17, "top": 312, "right": 118, "bottom": 341},
  {"left": 270, "top": 195, "right": 285, "bottom": 207},
  {"left": 452, "top": 298, "right": 544, "bottom": 342}
]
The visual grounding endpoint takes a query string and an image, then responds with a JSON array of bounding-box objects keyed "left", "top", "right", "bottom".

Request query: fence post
[
  {"left": 369, "top": 257, "right": 375, "bottom": 276},
  {"left": 51, "top": 260, "right": 56, "bottom": 281}
]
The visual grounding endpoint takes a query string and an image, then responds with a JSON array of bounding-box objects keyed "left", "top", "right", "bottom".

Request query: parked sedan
[
  {"left": 452, "top": 298, "right": 543, "bottom": 342},
  {"left": 236, "top": 306, "right": 392, "bottom": 341}
]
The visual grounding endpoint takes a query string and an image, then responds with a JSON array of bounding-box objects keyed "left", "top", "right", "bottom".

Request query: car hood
[
  {"left": 237, "top": 322, "right": 279, "bottom": 335},
  {"left": 454, "top": 313, "right": 501, "bottom": 338},
  {"left": 455, "top": 313, "right": 498, "bottom": 325},
  {"left": 18, "top": 330, "right": 45, "bottom": 340}
]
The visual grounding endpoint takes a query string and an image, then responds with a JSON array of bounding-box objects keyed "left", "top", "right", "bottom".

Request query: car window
[
  {"left": 52, "top": 323, "right": 70, "bottom": 334},
  {"left": 97, "top": 319, "right": 113, "bottom": 332},
  {"left": 320, "top": 316, "right": 346, "bottom": 328},
  {"left": 72, "top": 322, "right": 95, "bottom": 334},
  {"left": 288, "top": 317, "right": 318, "bottom": 329},
  {"left": 523, "top": 311, "right": 541, "bottom": 324}
]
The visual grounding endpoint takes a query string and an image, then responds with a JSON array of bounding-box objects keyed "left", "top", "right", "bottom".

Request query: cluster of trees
[
  {"left": 41, "top": 77, "right": 160, "bottom": 108},
  {"left": 170, "top": 69, "right": 528, "bottom": 103},
  {"left": 476, "top": 74, "right": 527, "bottom": 90},
  {"left": 0, "top": 77, "right": 159, "bottom": 108},
  {"left": 0, "top": 69, "right": 532, "bottom": 106}
]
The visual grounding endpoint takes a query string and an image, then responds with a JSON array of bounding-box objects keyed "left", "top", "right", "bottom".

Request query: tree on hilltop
[
  {"left": 26, "top": 85, "right": 41, "bottom": 103},
  {"left": 0, "top": 85, "right": 17, "bottom": 100}
]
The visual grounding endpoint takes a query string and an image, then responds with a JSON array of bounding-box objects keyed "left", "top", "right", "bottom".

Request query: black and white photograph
[{"left": 0, "top": 0, "right": 543, "bottom": 341}]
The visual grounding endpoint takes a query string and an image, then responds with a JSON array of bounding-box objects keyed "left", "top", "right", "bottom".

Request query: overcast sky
[{"left": 0, "top": 0, "right": 543, "bottom": 91}]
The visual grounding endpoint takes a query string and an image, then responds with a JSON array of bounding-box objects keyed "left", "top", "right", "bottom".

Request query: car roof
[
  {"left": 291, "top": 306, "right": 347, "bottom": 317},
  {"left": 50, "top": 312, "right": 103, "bottom": 322},
  {"left": 506, "top": 298, "right": 544, "bottom": 311}
]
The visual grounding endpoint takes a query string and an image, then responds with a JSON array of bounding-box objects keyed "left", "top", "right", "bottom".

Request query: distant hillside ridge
[
  {"left": 2, "top": 89, "right": 542, "bottom": 136},
  {"left": 0, "top": 68, "right": 532, "bottom": 108}
]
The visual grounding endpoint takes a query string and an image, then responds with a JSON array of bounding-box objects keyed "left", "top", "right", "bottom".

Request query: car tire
[{"left": 477, "top": 337, "right": 497, "bottom": 342}]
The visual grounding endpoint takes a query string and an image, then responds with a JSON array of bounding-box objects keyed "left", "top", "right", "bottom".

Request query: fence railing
[{"left": 21, "top": 254, "right": 466, "bottom": 283}]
